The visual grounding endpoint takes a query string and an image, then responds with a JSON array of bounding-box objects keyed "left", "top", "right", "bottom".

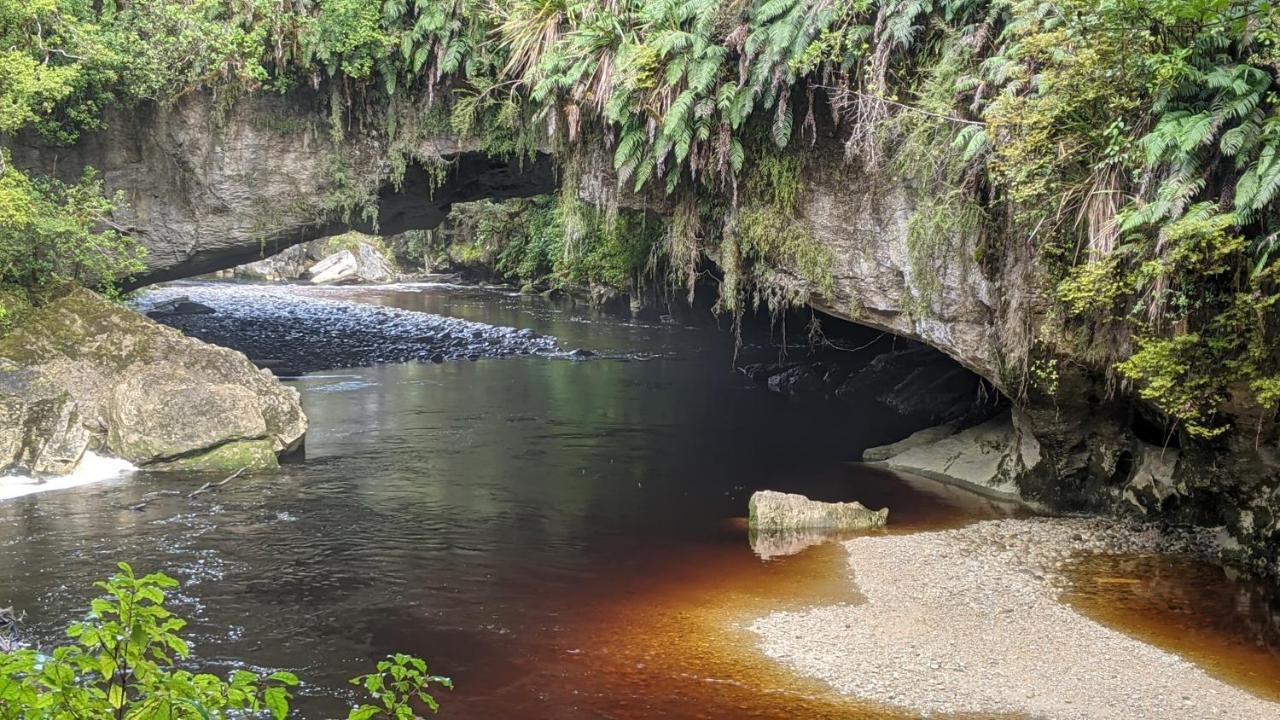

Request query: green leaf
[
  {"left": 264, "top": 686, "right": 290, "bottom": 720},
  {"left": 269, "top": 671, "right": 300, "bottom": 686}
]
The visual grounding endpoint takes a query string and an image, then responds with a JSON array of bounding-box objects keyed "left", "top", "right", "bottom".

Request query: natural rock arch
[{"left": 7, "top": 90, "right": 556, "bottom": 286}]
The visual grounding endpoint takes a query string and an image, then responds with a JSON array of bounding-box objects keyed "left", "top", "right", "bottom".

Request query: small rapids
[
  {"left": 134, "top": 283, "right": 561, "bottom": 372},
  {"left": 0, "top": 452, "right": 136, "bottom": 500}
]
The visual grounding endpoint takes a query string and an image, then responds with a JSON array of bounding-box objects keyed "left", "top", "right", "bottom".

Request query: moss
[
  {"left": 717, "top": 147, "right": 834, "bottom": 319},
  {"left": 148, "top": 438, "right": 278, "bottom": 473},
  {"left": 0, "top": 285, "right": 32, "bottom": 338}
]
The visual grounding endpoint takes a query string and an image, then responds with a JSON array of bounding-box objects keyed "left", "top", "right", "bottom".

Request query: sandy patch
[{"left": 750, "top": 518, "right": 1277, "bottom": 719}]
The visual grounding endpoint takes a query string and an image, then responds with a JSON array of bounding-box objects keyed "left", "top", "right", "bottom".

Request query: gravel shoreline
[
  {"left": 134, "top": 283, "right": 561, "bottom": 371},
  {"left": 750, "top": 518, "right": 1279, "bottom": 719}
]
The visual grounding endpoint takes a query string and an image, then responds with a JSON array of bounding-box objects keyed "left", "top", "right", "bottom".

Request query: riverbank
[{"left": 750, "top": 517, "right": 1280, "bottom": 719}]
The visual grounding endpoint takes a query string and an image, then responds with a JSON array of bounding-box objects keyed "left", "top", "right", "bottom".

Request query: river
[{"left": 0, "top": 282, "right": 1276, "bottom": 718}]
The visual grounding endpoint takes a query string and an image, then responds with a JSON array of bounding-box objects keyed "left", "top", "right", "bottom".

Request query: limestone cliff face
[
  {"left": 780, "top": 149, "right": 1278, "bottom": 576},
  {"left": 7, "top": 91, "right": 555, "bottom": 285},
  {"left": 7, "top": 92, "right": 1278, "bottom": 574}
]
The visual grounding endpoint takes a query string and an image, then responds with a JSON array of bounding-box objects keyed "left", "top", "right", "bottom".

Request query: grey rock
[
  {"left": 869, "top": 412, "right": 1041, "bottom": 501},
  {"left": 748, "top": 490, "right": 888, "bottom": 531},
  {"left": 766, "top": 364, "right": 826, "bottom": 394},
  {"left": 308, "top": 242, "right": 395, "bottom": 285},
  {"left": 106, "top": 365, "right": 268, "bottom": 465},
  {"left": 234, "top": 244, "right": 313, "bottom": 281},
  {"left": 145, "top": 299, "right": 216, "bottom": 319},
  {"left": 863, "top": 420, "right": 964, "bottom": 462},
  {"left": 8, "top": 90, "right": 555, "bottom": 286}
]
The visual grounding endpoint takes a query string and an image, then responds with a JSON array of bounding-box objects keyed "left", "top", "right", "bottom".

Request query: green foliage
[
  {"left": 0, "top": 152, "right": 145, "bottom": 295},
  {"left": 719, "top": 148, "right": 833, "bottom": 317},
  {"left": 434, "top": 196, "right": 659, "bottom": 296},
  {"left": 0, "top": 564, "right": 447, "bottom": 719},
  {"left": 4, "top": 0, "right": 1280, "bottom": 437},
  {"left": 348, "top": 654, "right": 452, "bottom": 720},
  {"left": 1057, "top": 258, "right": 1126, "bottom": 318}
]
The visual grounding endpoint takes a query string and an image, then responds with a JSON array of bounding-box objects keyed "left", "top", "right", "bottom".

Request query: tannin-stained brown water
[{"left": 0, "top": 282, "right": 1276, "bottom": 718}]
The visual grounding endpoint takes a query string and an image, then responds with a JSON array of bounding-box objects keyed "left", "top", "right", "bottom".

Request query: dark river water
[{"left": 0, "top": 283, "right": 1277, "bottom": 718}]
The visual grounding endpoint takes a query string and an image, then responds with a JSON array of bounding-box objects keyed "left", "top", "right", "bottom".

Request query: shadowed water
[{"left": 0, "top": 283, "right": 1275, "bottom": 718}]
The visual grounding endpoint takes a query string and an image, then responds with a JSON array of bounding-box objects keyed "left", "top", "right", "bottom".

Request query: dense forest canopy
[{"left": 1, "top": 0, "right": 1278, "bottom": 438}]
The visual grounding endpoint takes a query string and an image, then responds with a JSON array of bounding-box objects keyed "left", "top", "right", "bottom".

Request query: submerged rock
[
  {"left": 145, "top": 297, "right": 216, "bottom": 319},
  {"left": 766, "top": 364, "right": 826, "bottom": 394},
  {"left": 0, "top": 288, "right": 307, "bottom": 475},
  {"left": 748, "top": 490, "right": 888, "bottom": 531}
]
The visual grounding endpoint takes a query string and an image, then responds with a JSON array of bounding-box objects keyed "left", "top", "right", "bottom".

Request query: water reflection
[
  {"left": 1063, "top": 553, "right": 1280, "bottom": 701},
  {"left": 0, "top": 284, "right": 1275, "bottom": 717}
]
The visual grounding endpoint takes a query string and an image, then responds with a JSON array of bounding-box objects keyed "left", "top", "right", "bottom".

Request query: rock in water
[
  {"left": 0, "top": 288, "right": 307, "bottom": 475},
  {"left": 748, "top": 490, "right": 888, "bottom": 530}
]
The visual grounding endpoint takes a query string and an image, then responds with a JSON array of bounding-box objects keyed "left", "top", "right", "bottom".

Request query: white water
[{"left": 0, "top": 452, "right": 136, "bottom": 501}]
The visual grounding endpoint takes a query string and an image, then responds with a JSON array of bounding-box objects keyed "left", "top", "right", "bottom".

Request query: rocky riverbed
[
  {"left": 134, "top": 283, "right": 562, "bottom": 373},
  {"left": 750, "top": 518, "right": 1278, "bottom": 720}
]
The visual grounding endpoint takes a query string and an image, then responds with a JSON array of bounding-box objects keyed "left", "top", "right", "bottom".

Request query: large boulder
[
  {"left": 307, "top": 242, "right": 396, "bottom": 285},
  {"left": 233, "top": 243, "right": 315, "bottom": 281},
  {"left": 0, "top": 288, "right": 307, "bottom": 475},
  {"left": 748, "top": 490, "right": 889, "bottom": 531}
]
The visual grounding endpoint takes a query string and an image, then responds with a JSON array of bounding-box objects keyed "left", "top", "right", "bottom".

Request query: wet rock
[
  {"left": 766, "top": 364, "right": 826, "bottom": 394},
  {"left": 738, "top": 362, "right": 796, "bottom": 384},
  {"left": 145, "top": 298, "right": 216, "bottom": 319},
  {"left": 0, "top": 379, "right": 92, "bottom": 476},
  {"left": 0, "top": 288, "right": 307, "bottom": 475},
  {"left": 570, "top": 348, "right": 596, "bottom": 358},
  {"left": 748, "top": 490, "right": 888, "bottom": 531}
]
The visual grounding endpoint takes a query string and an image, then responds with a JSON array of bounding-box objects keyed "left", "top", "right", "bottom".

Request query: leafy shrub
[
  {"left": 0, "top": 563, "right": 449, "bottom": 719},
  {"left": 0, "top": 153, "right": 145, "bottom": 295}
]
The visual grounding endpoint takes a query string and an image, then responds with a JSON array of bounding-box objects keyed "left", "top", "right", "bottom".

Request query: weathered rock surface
[
  {"left": 234, "top": 244, "right": 316, "bottom": 281},
  {"left": 748, "top": 490, "right": 888, "bottom": 531},
  {"left": 861, "top": 419, "right": 964, "bottom": 462},
  {"left": 307, "top": 242, "right": 395, "bottom": 284},
  {"left": 7, "top": 90, "right": 555, "bottom": 286},
  {"left": 866, "top": 412, "right": 1041, "bottom": 501},
  {"left": 0, "top": 289, "right": 307, "bottom": 474}
]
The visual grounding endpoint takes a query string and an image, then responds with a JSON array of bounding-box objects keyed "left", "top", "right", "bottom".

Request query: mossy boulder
[{"left": 0, "top": 288, "right": 306, "bottom": 475}]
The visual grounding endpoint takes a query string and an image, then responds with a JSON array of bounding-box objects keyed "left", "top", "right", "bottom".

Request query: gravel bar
[{"left": 750, "top": 518, "right": 1279, "bottom": 719}]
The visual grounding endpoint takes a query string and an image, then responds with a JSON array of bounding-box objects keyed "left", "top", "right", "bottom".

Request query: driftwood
[{"left": 187, "top": 467, "right": 249, "bottom": 499}]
